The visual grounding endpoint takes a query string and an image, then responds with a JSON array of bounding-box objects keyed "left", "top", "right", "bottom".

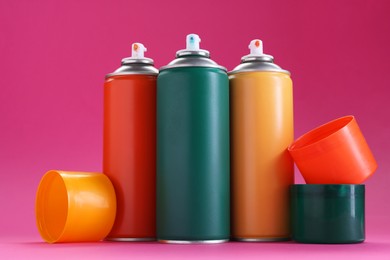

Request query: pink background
[{"left": 1, "top": 0, "right": 389, "bottom": 258}]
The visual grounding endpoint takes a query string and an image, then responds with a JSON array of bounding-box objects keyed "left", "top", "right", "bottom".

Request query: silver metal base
[
  {"left": 159, "top": 239, "right": 228, "bottom": 244},
  {"left": 234, "top": 237, "right": 290, "bottom": 242},
  {"left": 106, "top": 237, "right": 155, "bottom": 242}
]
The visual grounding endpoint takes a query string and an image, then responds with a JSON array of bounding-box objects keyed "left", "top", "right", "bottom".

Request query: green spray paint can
[{"left": 157, "top": 34, "right": 230, "bottom": 244}]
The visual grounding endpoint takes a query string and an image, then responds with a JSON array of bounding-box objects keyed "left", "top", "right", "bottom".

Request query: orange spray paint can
[
  {"left": 229, "top": 39, "right": 294, "bottom": 241},
  {"left": 104, "top": 43, "right": 158, "bottom": 241}
]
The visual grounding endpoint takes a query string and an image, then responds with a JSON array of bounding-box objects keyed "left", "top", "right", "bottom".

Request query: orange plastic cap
[
  {"left": 288, "top": 116, "right": 377, "bottom": 184},
  {"left": 35, "top": 170, "right": 117, "bottom": 243}
]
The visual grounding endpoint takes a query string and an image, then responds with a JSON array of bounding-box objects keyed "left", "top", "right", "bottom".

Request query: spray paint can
[
  {"left": 229, "top": 39, "right": 294, "bottom": 241},
  {"left": 157, "top": 34, "right": 230, "bottom": 243},
  {"left": 104, "top": 43, "right": 158, "bottom": 241}
]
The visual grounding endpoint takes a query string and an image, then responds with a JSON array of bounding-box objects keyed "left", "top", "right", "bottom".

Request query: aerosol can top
[
  {"left": 122, "top": 42, "right": 153, "bottom": 64},
  {"left": 176, "top": 33, "right": 210, "bottom": 58},
  {"left": 241, "top": 39, "right": 274, "bottom": 62},
  {"left": 106, "top": 42, "right": 158, "bottom": 77},
  {"left": 229, "top": 39, "right": 290, "bottom": 75},
  {"left": 160, "top": 33, "right": 226, "bottom": 71}
]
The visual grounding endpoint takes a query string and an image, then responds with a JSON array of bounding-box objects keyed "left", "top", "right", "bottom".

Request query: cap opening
[
  {"left": 289, "top": 116, "right": 354, "bottom": 151},
  {"left": 36, "top": 170, "right": 68, "bottom": 243}
]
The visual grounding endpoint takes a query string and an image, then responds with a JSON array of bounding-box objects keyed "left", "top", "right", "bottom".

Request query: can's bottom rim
[
  {"left": 106, "top": 237, "right": 156, "bottom": 242},
  {"left": 159, "top": 239, "right": 228, "bottom": 244},
  {"left": 234, "top": 237, "right": 290, "bottom": 242}
]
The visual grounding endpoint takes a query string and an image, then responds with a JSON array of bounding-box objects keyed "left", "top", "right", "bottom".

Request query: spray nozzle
[
  {"left": 186, "top": 34, "right": 201, "bottom": 50},
  {"left": 240, "top": 38, "right": 273, "bottom": 62},
  {"left": 131, "top": 43, "right": 147, "bottom": 59},
  {"left": 249, "top": 39, "right": 264, "bottom": 56},
  {"left": 176, "top": 33, "right": 209, "bottom": 58}
]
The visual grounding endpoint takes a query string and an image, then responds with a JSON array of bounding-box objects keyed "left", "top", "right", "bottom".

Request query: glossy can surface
[
  {"left": 230, "top": 69, "right": 294, "bottom": 240},
  {"left": 157, "top": 66, "right": 230, "bottom": 242},
  {"left": 291, "top": 184, "right": 365, "bottom": 244},
  {"left": 104, "top": 73, "right": 156, "bottom": 240}
]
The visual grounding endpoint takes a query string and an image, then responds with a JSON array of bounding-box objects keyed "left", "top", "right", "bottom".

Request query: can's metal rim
[
  {"left": 160, "top": 56, "right": 227, "bottom": 72},
  {"left": 106, "top": 71, "right": 158, "bottom": 77},
  {"left": 176, "top": 49, "right": 210, "bottom": 58},
  {"left": 241, "top": 55, "right": 274, "bottom": 63},
  {"left": 106, "top": 65, "right": 158, "bottom": 78},
  {"left": 121, "top": 57, "right": 154, "bottom": 65},
  {"left": 229, "top": 61, "right": 290, "bottom": 75},
  {"left": 106, "top": 56, "right": 158, "bottom": 78}
]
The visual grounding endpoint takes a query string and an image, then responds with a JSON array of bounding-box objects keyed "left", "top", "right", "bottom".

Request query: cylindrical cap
[
  {"left": 291, "top": 184, "right": 365, "bottom": 244},
  {"left": 35, "top": 170, "right": 117, "bottom": 243},
  {"left": 288, "top": 116, "right": 377, "bottom": 184}
]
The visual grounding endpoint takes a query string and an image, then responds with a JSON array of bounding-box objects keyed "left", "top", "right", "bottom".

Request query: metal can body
[
  {"left": 104, "top": 74, "right": 156, "bottom": 240},
  {"left": 230, "top": 70, "right": 294, "bottom": 241},
  {"left": 157, "top": 67, "right": 230, "bottom": 242}
]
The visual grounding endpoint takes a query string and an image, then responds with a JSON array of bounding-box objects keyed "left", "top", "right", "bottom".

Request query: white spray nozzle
[
  {"left": 248, "top": 39, "right": 263, "bottom": 56},
  {"left": 131, "top": 43, "right": 147, "bottom": 59},
  {"left": 186, "top": 34, "right": 201, "bottom": 50}
]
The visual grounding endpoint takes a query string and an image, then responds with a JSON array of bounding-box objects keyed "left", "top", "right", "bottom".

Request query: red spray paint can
[{"left": 104, "top": 43, "right": 158, "bottom": 241}]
